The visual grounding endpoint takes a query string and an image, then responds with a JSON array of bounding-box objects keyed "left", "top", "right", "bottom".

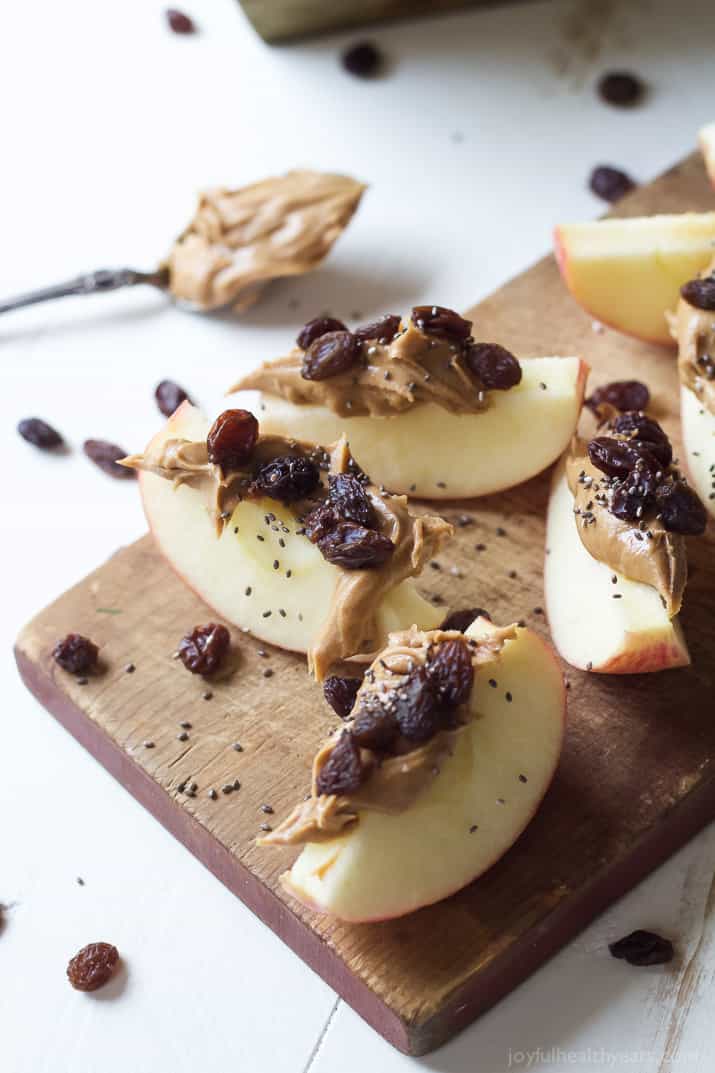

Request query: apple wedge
[
  {"left": 554, "top": 213, "right": 715, "bottom": 344},
  {"left": 279, "top": 617, "right": 565, "bottom": 922},
  {"left": 681, "top": 384, "right": 715, "bottom": 519},
  {"left": 700, "top": 123, "right": 715, "bottom": 188},
  {"left": 544, "top": 459, "right": 690, "bottom": 674},
  {"left": 136, "top": 402, "right": 443, "bottom": 659},
  {"left": 236, "top": 356, "right": 587, "bottom": 500}
]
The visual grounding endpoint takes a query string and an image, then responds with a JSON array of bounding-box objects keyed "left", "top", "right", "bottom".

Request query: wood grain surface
[{"left": 14, "top": 152, "right": 715, "bottom": 1056}]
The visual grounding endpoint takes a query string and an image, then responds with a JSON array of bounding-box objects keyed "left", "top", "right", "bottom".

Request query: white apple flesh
[
  {"left": 544, "top": 460, "right": 690, "bottom": 674},
  {"left": 700, "top": 123, "right": 715, "bottom": 189},
  {"left": 281, "top": 617, "right": 566, "bottom": 923},
  {"left": 233, "top": 356, "right": 587, "bottom": 500},
  {"left": 138, "top": 402, "right": 442, "bottom": 656},
  {"left": 681, "top": 384, "right": 715, "bottom": 520}
]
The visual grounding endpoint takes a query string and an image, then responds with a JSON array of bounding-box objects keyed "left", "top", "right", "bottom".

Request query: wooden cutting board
[{"left": 15, "top": 152, "right": 715, "bottom": 1056}]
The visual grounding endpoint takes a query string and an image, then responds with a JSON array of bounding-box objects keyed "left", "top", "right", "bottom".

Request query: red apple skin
[
  {"left": 592, "top": 638, "right": 690, "bottom": 675},
  {"left": 281, "top": 625, "right": 568, "bottom": 923}
]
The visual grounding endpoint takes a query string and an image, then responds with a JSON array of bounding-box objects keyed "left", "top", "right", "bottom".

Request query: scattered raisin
[
  {"left": 155, "top": 379, "right": 192, "bottom": 418},
  {"left": 589, "top": 165, "right": 636, "bottom": 203},
  {"left": 301, "top": 331, "right": 361, "bottom": 381},
  {"left": 316, "top": 731, "right": 363, "bottom": 796},
  {"left": 440, "top": 608, "right": 490, "bottom": 632},
  {"left": 53, "top": 634, "right": 99, "bottom": 675},
  {"left": 680, "top": 275, "right": 715, "bottom": 311},
  {"left": 655, "top": 481, "right": 707, "bottom": 535},
  {"left": 177, "top": 623, "right": 230, "bottom": 675},
  {"left": 610, "top": 477, "right": 653, "bottom": 522},
  {"left": 318, "top": 523, "right": 394, "bottom": 569},
  {"left": 587, "top": 437, "right": 660, "bottom": 480},
  {"left": 466, "top": 343, "right": 522, "bottom": 390},
  {"left": 587, "top": 381, "right": 650, "bottom": 414},
  {"left": 251, "top": 455, "right": 320, "bottom": 503},
  {"left": 303, "top": 501, "right": 339, "bottom": 543},
  {"left": 411, "top": 305, "right": 472, "bottom": 342},
  {"left": 323, "top": 675, "right": 362, "bottom": 719},
  {"left": 83, "top": 439, "right": 135, "bottom": 479},
  {"left": 351, "top": 701, "right": 400, "bottom": 752},
  {"left": 609, "top": 930, "right": 674, "bottom": 966},
  {"left": 17, "top": 417, "right": 64, "bottom": 449},
  {"left": 341, "top": 41, "right": 382, "bottom": 78},
  {"left": 296, "top": 317, "right": 347, "bottom": 350},
  {"left": 427, "top": 638, "right": 474, "bottom": 707},
  {"left": 328, "top": 473, "right": 375, "bottom": 527},
  {"left": 166, "top": 8, "right": 196, "bottom": 34},
  {"left": 207, "top": 409, "right": 258, "bottom": 470},
  {"left": 354, "top": 314, "right": 401, "bottom": 344},
  {"left": 391, "top": 666, "right": 442, "bottom": 742},
  {"left": 597, "top": 71, "right": 644, "bottom": 107},
  {"left": 67, "top": 942, "right": 119, "bottom": 991},
  {"left": 612, "top": 412, "right": 672, "bottom": 467}
]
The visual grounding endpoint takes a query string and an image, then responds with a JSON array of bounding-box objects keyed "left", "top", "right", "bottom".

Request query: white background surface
[{"left": 2, "top": 1, "right": 715, "bottom": 1070}]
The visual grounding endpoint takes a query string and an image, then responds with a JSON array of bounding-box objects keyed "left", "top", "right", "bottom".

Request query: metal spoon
[{"left": 0, "top": 266, "right": 170, "bottom": 315}]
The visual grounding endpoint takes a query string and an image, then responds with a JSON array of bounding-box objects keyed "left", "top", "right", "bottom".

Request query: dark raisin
[
  {"left": 589, "top": 165, "right": 636, "bottom": 203},
  {"left": 251, "top": 455, "right": 320, "bottom": 503},
  {"left": 609, "top": 930, "right": 674, "bottom": 966},
  {"left": 155, "top": 379, "right": 192, "bottom": 418},
  {"left": 597, "top": 71, "right": 644, "bottom": 107},
  {"left": 323, "top": 675, "right": 362, "bottom": 719},
  {"left": 318, "top": 523, "right": 394, "bottom": 569},
  {"left": 53, "top": 634, "right": 99, "bottom": 675},
  {"left": 303, "top": 501, "right": 339, "bottom": 543},
  {"left": 316, "top": 731, "right": 363, "bottom": 796},
  {"left": 610, "top": 479, "right": 653, "bottom": 522},
  {"left": 440, "top": 608, "right": 490, "bottom": 632},
  {"left": 586, "top": 381, "right": 650, "bottom": 414},
  {"left": 588, "top": 437, "right": 660, "bottom": 480},
  {"left": 354, "top": 314, "right": 401, "bottom": 344},
  {"left": 301, "top": 331, "right": 361, "bottom": 381},
  {"left": 328, "top": 473, "right": 375, "bottom": 527},
  {"left": 67, "top": 942, "right": 119, "bottom": 991},
  {"left": 177, "top": 623, "right": 230, "bottom": 675},
  {"left": 83, "top": 440, "right": 135, "bottom": 479},
  {"left": 341, "top": 41, "right": 382, "bottom": 78},
  {"left": 391, "top": 666, "right": 442, "bottom": 743},
  {"left": 207, "top": 409, "right": 258, "bottom": 470},
  {"left": 166, "top": 8, "right": 195, "bottom": 34},
  {"left": 296, "top": 317, "right": 347, "bottom": 350},
  {"left": 611, "top": 411, "right": 672, "bottom": 467},
  {"left": 680, "top": 275, "right": 715, "bottom": 311},
  {"left": 411, "top": 305, "right": 472, "bottom": 342},
  {"left": 655, "top": 481, "right": 707, "bottom": 535},
  {"left": 351, "top": 701, "right": 399, "bottom": 752},
  {"left": 17, "top": 417, "right": 64, "bottom": 450},
  {"left": 466, "top": 343, "right": 522, "bottom": 390},
  {"left": 427, "top": 638, "right": 474, "bottom": 707}
]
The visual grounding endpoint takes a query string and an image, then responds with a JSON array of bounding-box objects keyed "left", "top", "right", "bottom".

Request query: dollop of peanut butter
[
  {"left": 165, "top": 171, "right": 365, "bottom": 311},
  {"left": 672, "top": 256, "right": 715, "bottom": 417},
  {"left": 233, "top": 320, "right": 490, "bottom": 417},
  {"left": 259, "top": 623, "right": 517, "bottom": 847},
  {"left": 566, "top": 441, "right": 686, "bottom": 615}
]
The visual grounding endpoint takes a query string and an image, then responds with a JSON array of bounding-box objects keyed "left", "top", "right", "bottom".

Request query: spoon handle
[{"left": 0, "top": 267, "right": 169, "bottom": 315}]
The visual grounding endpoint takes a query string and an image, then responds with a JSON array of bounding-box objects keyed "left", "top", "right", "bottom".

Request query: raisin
[
  {"left": 610, "top": 479, "right": 653, "bottom": 522},
  {"left": 177, "top": 623, "right": 230, "bottom": 675},
  {"left": 587, "top": 437, "right": 660, "bottom": 480},
  {"left": 328, "top": 473, "right": 375, "bottom": 527},
  {"left": 609, "top": 930, "right": 674, "bottom": 966},
  {"left": 303, "top": 501, "right": 339, "bottom": 542},
  {"left": 697, "top": 353, "right": 715, "bottom": 380},
  {"left": 612, "top": 411, "right": 672, "bottom": 467},
  {"left": 301, "top": 331, "right": 361, "bottom": 381},
  {"left": 589, "top": 165, "right": 636, "bottom": 203},
  {"left": 354, "top": 314, "right": 401, "bottom": 344},
  {"left": 323, "top": 675, "right": 362, "bottom": 719},
  {"left": 680, "top": 275, "right": 715, "bottom": 311},
  {"left": 466, "top": 343, "right": 522, "bottom": 390},
  {"left": 440, "top": 608, "right": 490, "bottom": 632},
  {"left": 411, "top": 305, "right": 472, "bottom": 342},
  {"left": 155, "top": 379, "right": 192, "bottom": 418},
  {"left": 391, "top": 666, "right": 442, "bottom": 743},
  {"left": 67, "top": 942, "right": 119, "bottom": 991},
  {"left": 316, "top": 731, "right": 363, "bottom": 796},
  {"left": 166, "top": 8, "right": 195, "bottom": 34},
  {"left": 318, "top": 523, "right": 394, "bottom": 569},
  {"left": 251, "top": 455, "right": 320, "bottom": 503},
  {"left": 83, "top": 439, "right": 135, "bottom": 479},
  {"left": 427, "top": 638, "right": 474, "bottom": 707},
  {"left": 586, "top": 381, "right": 650, "bottom": 414},
  {"left": 341, "top": 41, "right": 382, "bottom": 78},
  {"left": 597, "top": 71, "right": 644, "bottom": 107},
  {"left": 53, "top": 634, "right": 99, "bottom": 675},
  {"left": 655, "top": 481, "right": 707, "bottom": 535},
  {"left": 207, "top": 409, "right": 258, "bottom": 470},
  {"left": 17, "top": 417, "right": 64, "bottom": 450},
  {"left": 296, "top": 317, "right": 347, "bottom": 350},
  {"left": 351, "top": 700, "right": 399, "bottom": 752}
]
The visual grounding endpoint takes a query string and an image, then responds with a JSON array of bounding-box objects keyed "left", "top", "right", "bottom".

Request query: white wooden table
[{"left": 2, "top": 1, "right": 715, "bottom": 1070}]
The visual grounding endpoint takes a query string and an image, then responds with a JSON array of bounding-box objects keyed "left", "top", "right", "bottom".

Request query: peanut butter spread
[
  {"left": 165, "top": 171, "right": 365, "bottom": 312},
  {"left": 672, "top": 258, "right": 715, "bottom": 417},
  {"left": 259, "top": 623, "right": 517, "bottom": 847},
  {"left": 233, "top": 320, "right": 490, "bottom": 417},
  {"left": 566, "top": 441, "right": 686, "bottom": 615},
  {"left": 122, "top": 435, "right": 451, "bottom": 677}
]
